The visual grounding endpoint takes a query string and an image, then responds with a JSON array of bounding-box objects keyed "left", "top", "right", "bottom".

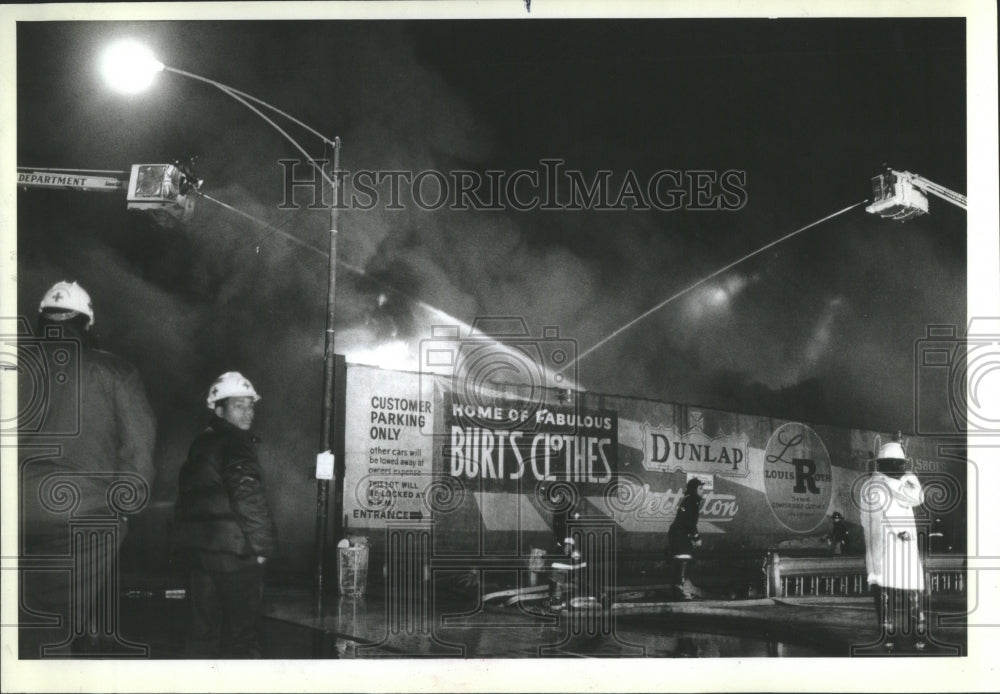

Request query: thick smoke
[{"left": 16, "top": 20, "right": 966, "bottom": 568}]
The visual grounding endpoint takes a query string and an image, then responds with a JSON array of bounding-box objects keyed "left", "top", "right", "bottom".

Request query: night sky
[{"left": 15, "top": 18, "right": 967, "bottom": 511}]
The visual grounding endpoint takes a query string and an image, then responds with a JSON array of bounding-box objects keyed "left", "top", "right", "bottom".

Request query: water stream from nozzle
[
  {"left": 557, "top": 200, "right": 869, "bottom": 376},
  {"left": 197, "top": 191, "right": 579, "bottom": 390}
]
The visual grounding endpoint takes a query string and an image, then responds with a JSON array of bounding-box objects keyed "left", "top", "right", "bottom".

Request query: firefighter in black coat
[
  {"left": 20, "top": 281, "right": 157, "bottom": 657},
  {"left": 668, "top": 478, "right": 704, "bottom": 599},
  {"left": 174, "top": 372, "right": 278, "bottom": 658}
]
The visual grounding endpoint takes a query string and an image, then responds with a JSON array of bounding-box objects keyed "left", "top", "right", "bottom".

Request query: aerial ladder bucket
[
  {"left": 126, "top": 163, "right": 198, "bottom": 224},
  {"left": 866, "top": 168, "right": 966, "bottom": 221},
  {"left": 17, "top": 161, "right": 201, "bottom": 227},
  {"left": 865, "top": 171, "right": 929, "bottom": 221}
]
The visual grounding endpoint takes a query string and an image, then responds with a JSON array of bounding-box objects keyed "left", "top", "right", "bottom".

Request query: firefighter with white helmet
[
  {"left": 174, "top": 371, "right": 277, "bottom": 657},
  {"left": 38, "top": 280, "right": 95, "bottom": 327},
  {"left": 21, "top": 280, "right": 156, "bottom": 656},
  {"left": 859, "top": 432, "right": 927, "bottom": 650},
  {"left": 205, "top": 371, "right": 261, "bottom": 411}
]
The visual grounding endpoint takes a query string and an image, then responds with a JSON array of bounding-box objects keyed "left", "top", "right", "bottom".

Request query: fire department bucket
[{"left": 337, "top": 545, "right": 369, "bottom": 596}]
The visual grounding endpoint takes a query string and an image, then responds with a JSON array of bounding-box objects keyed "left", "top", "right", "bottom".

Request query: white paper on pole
[{"left": 315, "top": 451, "right": 334, "bottom": 480}]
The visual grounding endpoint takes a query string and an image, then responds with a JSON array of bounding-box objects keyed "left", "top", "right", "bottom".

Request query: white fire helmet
[
  {"left": 38, "top": 281, "right": 95, "bottom": 327},
  {"left": 876, "top": 441, "right": 906, "bottom": 461},
  {"left": 206, "top": 371, "right": 261, "bottom": 410}
]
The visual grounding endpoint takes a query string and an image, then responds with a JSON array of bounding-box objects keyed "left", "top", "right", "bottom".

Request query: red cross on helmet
[
  {"left": 206, "top": 371, "right": 261, "bottom": 409},
  {"left": 39, "top": 281, "right": 95, "bottom": 327}
]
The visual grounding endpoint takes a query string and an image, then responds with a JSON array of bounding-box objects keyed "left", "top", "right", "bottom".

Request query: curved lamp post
[{"left": 101, "top": 39, "right": 342, "bottom": 614}]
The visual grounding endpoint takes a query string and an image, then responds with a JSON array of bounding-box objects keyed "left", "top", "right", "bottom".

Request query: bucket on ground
[{"left": 337, "top": 537, "right": 369, "bottom": 596}]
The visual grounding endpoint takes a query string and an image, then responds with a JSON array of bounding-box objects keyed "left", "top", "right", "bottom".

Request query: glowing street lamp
[
  {"left": 99, "top": 40, "right": 165, "bottom": 93},
  {"left": 100, "top": 40, "right": 343, "bottom": 613}
]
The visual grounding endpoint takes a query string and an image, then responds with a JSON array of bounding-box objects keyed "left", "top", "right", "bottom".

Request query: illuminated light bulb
[{"left": 100, "top": 39, "right": 165, "bottom": 94}]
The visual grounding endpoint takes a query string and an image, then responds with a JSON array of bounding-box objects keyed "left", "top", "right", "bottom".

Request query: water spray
[
  {"left": 197, "top": 191, "right": 577, "bottom": 388},
  {"left": 557, "top": 200, "right": 868, "bottom": 375}
]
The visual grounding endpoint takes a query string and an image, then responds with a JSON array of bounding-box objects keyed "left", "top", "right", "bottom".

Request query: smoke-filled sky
[{"left": 15, "top": 17, "right": 967, "bottom": 510}]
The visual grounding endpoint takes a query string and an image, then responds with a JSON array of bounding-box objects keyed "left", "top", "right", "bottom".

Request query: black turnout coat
[
  {"left": 668, "top": 493, "right": 701, "bottom": 557},
  {"left": 173, "top": 415, "right": 278, "bottom": 558}
]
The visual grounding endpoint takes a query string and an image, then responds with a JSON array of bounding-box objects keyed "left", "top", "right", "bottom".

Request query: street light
[
  {"left": 101, "top": 40, "right": 343, "bottom": 614},
  {"left": 99, "top": 40, "right": 164, "bottom": 93}
]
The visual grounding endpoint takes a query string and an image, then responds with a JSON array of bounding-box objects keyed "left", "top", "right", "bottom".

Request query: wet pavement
[
  {"left": 257, "top": 587, "right": 966, "bottom": 658},
  {"left": 97, "top": 579, "right": 966, "bottom": 659},
  {"left": 20, "top": 574, "right": 965, "bottom": 659}
]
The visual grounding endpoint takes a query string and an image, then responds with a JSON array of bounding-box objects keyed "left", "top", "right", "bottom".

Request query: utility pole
[{"left": 315, "top": 138, "right": 341, "bottom": 615}]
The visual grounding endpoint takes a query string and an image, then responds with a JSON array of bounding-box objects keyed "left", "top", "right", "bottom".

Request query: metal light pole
[
  {"left": 316, "top": 138, "right": 340, "bottom": 614},
  {"left": 101, "top": 42, "right": 342, "bottom": 614}
]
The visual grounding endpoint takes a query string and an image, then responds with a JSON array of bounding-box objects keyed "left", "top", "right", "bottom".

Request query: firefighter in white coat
[{"left": 859, "top": 435, "right": 926, "bottom": 649}]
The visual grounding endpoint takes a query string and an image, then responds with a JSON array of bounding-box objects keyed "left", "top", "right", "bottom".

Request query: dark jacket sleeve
[
  {"left": 675, "top": 497, "right": 700, "bottom": 536},
  {"left": 218, "top": 439, "right": 279, "bottom": 557},
  {"left": 114, "top": 366, "right": 157, "bottom": 487}
]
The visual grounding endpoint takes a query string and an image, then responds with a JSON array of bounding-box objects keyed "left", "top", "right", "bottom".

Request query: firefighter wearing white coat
[{"left": 859, "top": 436, "right": 926, "bottom": 650}]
